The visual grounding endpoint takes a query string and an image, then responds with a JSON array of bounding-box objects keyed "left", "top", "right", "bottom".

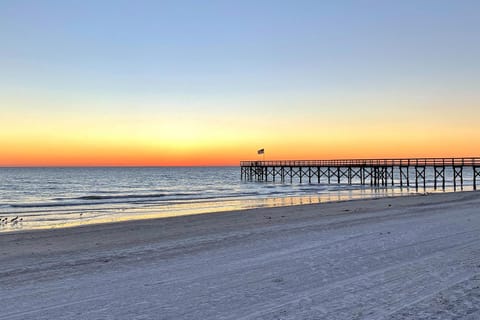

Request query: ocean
[{"left": 0, "top": 166, "right": 475, "bottom": 232}]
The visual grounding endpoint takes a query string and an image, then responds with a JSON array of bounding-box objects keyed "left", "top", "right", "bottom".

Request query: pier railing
[{"left": 240, "top": 157, "right": 480, "bottom": 168}]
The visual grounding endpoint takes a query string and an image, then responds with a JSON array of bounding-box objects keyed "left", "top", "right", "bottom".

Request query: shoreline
[
  {"left": 0, "top": 190, "right": 473, "bottom": 237},
  {"left": 2, "top": 191, "right": 480, "bottom": 319},
  {"left": 0, "top": 187, "right": 441, "bottom": 234}
]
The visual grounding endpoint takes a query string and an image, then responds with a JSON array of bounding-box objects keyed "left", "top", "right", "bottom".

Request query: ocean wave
[
  {"left": 2, "top": 187, "right": 338, "bottom": 211},
  {"left": 57, "top": 190, "right": 271, "bottom": 201},
  {"left": 7, "top": 191, "right": 264, "bottom": 209},
  {"left": 69, "top": 193, "right": 171, "bottom": 201}
]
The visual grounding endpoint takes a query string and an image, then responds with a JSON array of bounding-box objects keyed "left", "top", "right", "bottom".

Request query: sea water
[{"left": 0, "top": 166, "right": 474, "bottom": 232}]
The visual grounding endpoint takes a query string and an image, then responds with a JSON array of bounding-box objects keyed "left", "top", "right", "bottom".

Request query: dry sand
[{"left": 1, "top": 192, "right": 480, "bottom": 319}]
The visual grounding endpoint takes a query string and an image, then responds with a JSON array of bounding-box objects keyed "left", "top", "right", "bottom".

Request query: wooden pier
[{"left": 240, "top": 158, "right": 480, "bottom": 190}]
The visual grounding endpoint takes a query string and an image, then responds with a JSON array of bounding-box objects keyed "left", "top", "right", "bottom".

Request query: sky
[{"left": 0, "top": 0, "right": 479, "bottom": 166}]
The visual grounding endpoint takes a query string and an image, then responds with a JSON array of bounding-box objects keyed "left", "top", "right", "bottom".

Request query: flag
[{"left": 257, "top": 148, "right": 264, "bottom": 155}]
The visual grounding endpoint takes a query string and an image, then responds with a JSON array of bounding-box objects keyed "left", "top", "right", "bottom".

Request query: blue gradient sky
[{"left": 1, "top": 0, "right": 479, "bottom": 165}]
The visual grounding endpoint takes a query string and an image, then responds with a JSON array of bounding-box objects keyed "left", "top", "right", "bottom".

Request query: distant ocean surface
[{"left": 0, "top": 166, "right": 474, "bottom": 232}]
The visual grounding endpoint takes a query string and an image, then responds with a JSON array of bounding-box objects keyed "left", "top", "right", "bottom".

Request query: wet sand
[{"left": 1, "top": 191, "right": 480, "bottom": 319}]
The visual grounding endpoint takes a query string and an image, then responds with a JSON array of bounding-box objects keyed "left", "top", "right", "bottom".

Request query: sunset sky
[{"left": 1, "top": 0, "right": 479, "bottom": 166}]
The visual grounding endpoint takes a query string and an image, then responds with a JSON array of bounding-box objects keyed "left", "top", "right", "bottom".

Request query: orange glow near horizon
[{"left": 1, "top": 108, "right": 479, "bottom": 166}]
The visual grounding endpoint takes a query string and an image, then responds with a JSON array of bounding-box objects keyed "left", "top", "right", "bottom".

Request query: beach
[{"left": 1, "top": 191, "right": 480, "bottom": 319}]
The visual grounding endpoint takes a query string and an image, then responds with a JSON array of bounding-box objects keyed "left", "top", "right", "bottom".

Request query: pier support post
[
  {"left": 384, "top": 166, "right": 394, "bottom": 186},
  {"left": 434, "top": 166, "right": 445, "bottom": 190},
  {"left": 350, "top": 167, "right": 361, "bottom": 184},
  {"left": 453, "top": 166, "right": 463, "bottom": 190},
  {"left": 364, "top": 167, "right": 372, "bottom": 186},
  {"left": 415, "top": 166, "right": 425, "bottom": 190},
  {"left": 399, "top": 166, "right": 409, "bottom": 188},
  {"left": 406, "top": 166, "right": 410, "bottom": 187},
  {"left": 474, "top": 167, "right": 480, "bottom": 190},
  {"left": 320, "top": 167, "right": 328, "bottom": 184}
]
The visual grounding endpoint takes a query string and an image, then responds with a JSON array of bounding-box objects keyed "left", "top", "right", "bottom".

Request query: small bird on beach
[{"left": 10, "top": 216, "right": 19, "bottom": 223}]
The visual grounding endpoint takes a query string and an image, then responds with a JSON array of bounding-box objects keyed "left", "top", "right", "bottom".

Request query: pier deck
[{"left": 240, "top": 158, "right": 480, "bottom": 190}]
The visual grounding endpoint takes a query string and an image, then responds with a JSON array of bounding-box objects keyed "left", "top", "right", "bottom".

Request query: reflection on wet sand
[{"left": 0, "top": 187, "right": 421, "bottom": 233}]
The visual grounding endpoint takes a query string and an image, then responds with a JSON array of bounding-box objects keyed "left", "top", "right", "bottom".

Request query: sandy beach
[{"left": 1, "top": 191, "right": 480, "bottom": 319}]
